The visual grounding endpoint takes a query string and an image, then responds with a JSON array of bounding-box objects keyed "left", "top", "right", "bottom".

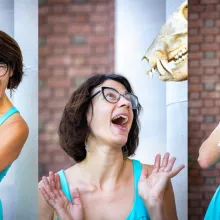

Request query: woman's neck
[
  {"left": 81, "top": 142, "right": 127, "bottom": 190},
  {"left": 0, "top": 94, "right": 13, "bottom": 114}
]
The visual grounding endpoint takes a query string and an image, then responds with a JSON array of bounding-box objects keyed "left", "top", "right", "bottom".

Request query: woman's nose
[{"left": 118, "top": 95, "right": 131, "bottom": 108}]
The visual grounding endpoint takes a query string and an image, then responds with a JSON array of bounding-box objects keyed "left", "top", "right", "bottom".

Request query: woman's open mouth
[{"left": 111, "top": 114, "right": 128, "bottom": 132}]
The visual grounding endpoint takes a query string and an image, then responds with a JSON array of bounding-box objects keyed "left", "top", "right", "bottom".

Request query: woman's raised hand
[
  {"left": 39, "top": 171, "right": 83, "bottom": 220},
  {"left": 138, "top": 153, "right": 185, "bottom": 207}
]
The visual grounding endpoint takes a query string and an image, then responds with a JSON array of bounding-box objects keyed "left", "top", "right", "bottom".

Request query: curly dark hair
[
  {"left": 0, "top": 30, "right": 23, "bottom": 90},
  {"left": 59, "top": 74, "right": 142, "bottom": 162}
]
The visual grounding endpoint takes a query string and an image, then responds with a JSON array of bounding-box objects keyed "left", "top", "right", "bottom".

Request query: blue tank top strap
[
  {"left": 0, "top": 107, "right": 19, "bottom": 125},
  {"left": 126, "top": 159, "right": 150, "bottom": 220},
  {"left": 56, "top": 170, "right": 72, "bottom": 220},
  {"left": 57, "top": 170, "right": 72, "bottom": 203},
  {"left": 0, "top": 200, "right": 3, "bottom": 220},
  {"left": 132, "top": 159, "right": 142, "bottom": 190},
  {"left": 0, "top": 165, "right": 11, "bottom": 183}
]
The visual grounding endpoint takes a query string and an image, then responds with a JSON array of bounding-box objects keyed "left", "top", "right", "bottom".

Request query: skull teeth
[
  {"left": 161, "top": 59, "right": 173, "bottom": 74},
  {"left": 149, "top": 71, "right": 153, "bottom": 77},
  {"left": 148, "top": 67, "right": 155, "bottom": 77},
  {"left": 174, "top": 51, "right": 188, "bottom": 63},
  {"left": 182, "top": 47, "right": 187, "bottom": 53}
]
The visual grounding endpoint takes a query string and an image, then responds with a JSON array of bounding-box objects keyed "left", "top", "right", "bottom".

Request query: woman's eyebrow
[{"left": 108, "top": 86, "right": 128, "bottom": 94}]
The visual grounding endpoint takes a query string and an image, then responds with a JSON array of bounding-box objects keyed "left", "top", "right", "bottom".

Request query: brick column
[
  {"left": 39, "top": 0, "right": 115, "bottom": 179},
  {"left": 188, "top": 0, "right": 220, "bottom": 219}
]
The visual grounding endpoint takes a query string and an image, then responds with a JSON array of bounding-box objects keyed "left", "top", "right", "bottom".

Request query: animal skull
[{"left": 143, "top": 1, "right": 188, "bottom": 81}]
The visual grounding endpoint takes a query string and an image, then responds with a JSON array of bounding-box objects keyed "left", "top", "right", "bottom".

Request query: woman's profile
[
  {"left": 198, "top": 122, "right": 220, "bottom": 220},
  {"left": 39, "top": 74, "right": 184, "bottom": 220},
  {"left": 0, "top": 30, "right": 29, "bottom": 219}
]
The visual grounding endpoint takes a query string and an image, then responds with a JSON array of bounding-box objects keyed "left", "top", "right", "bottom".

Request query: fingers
[
  {"left": 161, "top": 152, "right": 170, "bottom": 168},
  {"left": 55, "top": 173, "right": 61, "bottom": 190},
  {"left": 39, "top": 186, "right": 50, "bottom": 201},
  {"left": 152, "top": 153, "right": 185, "bottom": 179},
  {"left": 72, "top": 188, "right": 82, "bottom": 206},
  {"left": 39, "top": 184, "right": 56, "bottom": 207},
  {"left": 41, "top": 173, "right": 62, "bottom": 202},
  {"left": 153, "top": 154, "right": 161, "bottom": 173},
  {"left": 49, "top": 171, "right": 56, "bottom": 189},
  {"left": 164, "top": 157, "right": 176, "bottom": 172},
  {"left": 42, "top": 176, "right": 57, "bottom": 200},
  {"left": 59, "top": 189, "right": 69, "bottom": 201},
  {"left": 169, "top": 164, "right": 185, "bottom": 178}
]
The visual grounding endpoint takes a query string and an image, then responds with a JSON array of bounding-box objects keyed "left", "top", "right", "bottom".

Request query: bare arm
[
  {"left": 38, "top": 180, "right": 55, "bottom": 220},
  {"left": 198, "top": 123, "right": 220, "bottom": 169},
  {"left": 0, "top": 119, "right": 29, "bottom": 171},
  {"left": 142, "top": 164, "right": 178, "bottom": 220},
  {"left": 163, "top": 180, "right": 178, "bottom": 220}
]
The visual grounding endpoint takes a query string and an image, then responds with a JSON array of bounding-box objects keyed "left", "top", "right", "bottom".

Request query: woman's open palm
[
  {"left": 138, "top": 153, "right": 185, "bottom": 206},
  {"left": 39, "top": 171, "right": 83, "bottom": 220}
]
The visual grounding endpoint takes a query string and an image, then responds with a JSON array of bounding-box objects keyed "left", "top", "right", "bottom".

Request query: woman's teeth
[{"left": 112, "top": 115, "right": 128, "bottom": 125}]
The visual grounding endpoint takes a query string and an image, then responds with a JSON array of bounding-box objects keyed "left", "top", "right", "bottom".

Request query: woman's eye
[
  {"left": 0, "top": 64, "right": 6, "bottom": 69},
  {"left": 107, "top": 93, "right": 113, "bottom": 97},
  {"left": 106, "top": 93, "right": 116, "bottom": 98}
]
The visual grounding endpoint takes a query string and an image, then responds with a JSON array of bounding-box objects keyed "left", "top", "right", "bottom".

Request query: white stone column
[
  {"left": 13, "top": 0, "right": 38, "bottom": 219},
  {"left": 0, "top": 0, "right": 14, "bottom": 35},
  {"left": 166, "top": 1, "right": 188, "bottom": 220},
  {"left": 0, "top": 1, "right": 38, "bottom": 219}
]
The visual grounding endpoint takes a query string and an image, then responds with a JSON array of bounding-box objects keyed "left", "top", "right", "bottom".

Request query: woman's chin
[{"left": 111, "top": 136, "right": 128, "bottom": 147}]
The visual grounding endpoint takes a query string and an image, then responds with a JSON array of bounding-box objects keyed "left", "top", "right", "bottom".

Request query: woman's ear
[
  {"left": 9, "top": 68, "right": 14, "bottom": 77},
  {"left": 86, "top": 104, "right": 92, "bottom": 125}
]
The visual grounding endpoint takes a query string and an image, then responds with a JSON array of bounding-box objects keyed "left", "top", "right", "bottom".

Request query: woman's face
[
  {"left": 87, "top": 79, "right": 134, "bottom": 148},
  {"left": 0, "top": 63, "right": 12, "bottom": 99}
]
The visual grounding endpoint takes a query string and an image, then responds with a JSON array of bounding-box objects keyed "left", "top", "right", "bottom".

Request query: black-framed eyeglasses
[
  {"left": 90, "top": 86, "right": 139, "bottom": 110},
  {"left": 0, "top": 63, "right": 8, "bottom": 77}
]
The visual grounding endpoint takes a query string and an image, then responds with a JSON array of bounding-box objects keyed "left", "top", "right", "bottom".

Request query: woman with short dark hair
[
  {"left": 39, "top": 74, "right": 184, "bottom": 220},
  {"left": 0, "top": 30, "right": 29, "bottom": 219}
]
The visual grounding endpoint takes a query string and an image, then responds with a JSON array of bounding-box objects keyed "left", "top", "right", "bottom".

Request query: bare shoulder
[
  {"left": 13, "top": 117, "right": 29, "bottom": 138},
  {"left": 0, "top": 114, "right": 29, "bottom": 139},
  {"left": 64, "top": 163, "right": 82, "bottom": 186},
  {"left": 198, "top": 122, "right": 220, "bottom": 168}
]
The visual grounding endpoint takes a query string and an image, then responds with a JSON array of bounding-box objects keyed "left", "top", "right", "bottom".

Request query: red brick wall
[
  {"left": 189, "top": 0, "right": 220, "bottom": 219},
  {"left": 39, "top": 0, "right": 114, "bottom": 179}
]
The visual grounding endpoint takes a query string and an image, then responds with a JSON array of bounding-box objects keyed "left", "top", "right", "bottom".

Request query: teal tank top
[
  {"left": 204, "top": 185, "right": 220, "bottom": 220},
  {"left": 56, "top": 159, "right": 150, "bottom": 220},
  {"left": 0, "top": 107, "right": 19, "bottom": 220},
  {"left": 0, "top": 201, "right": 2, "bottom": 220}
]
